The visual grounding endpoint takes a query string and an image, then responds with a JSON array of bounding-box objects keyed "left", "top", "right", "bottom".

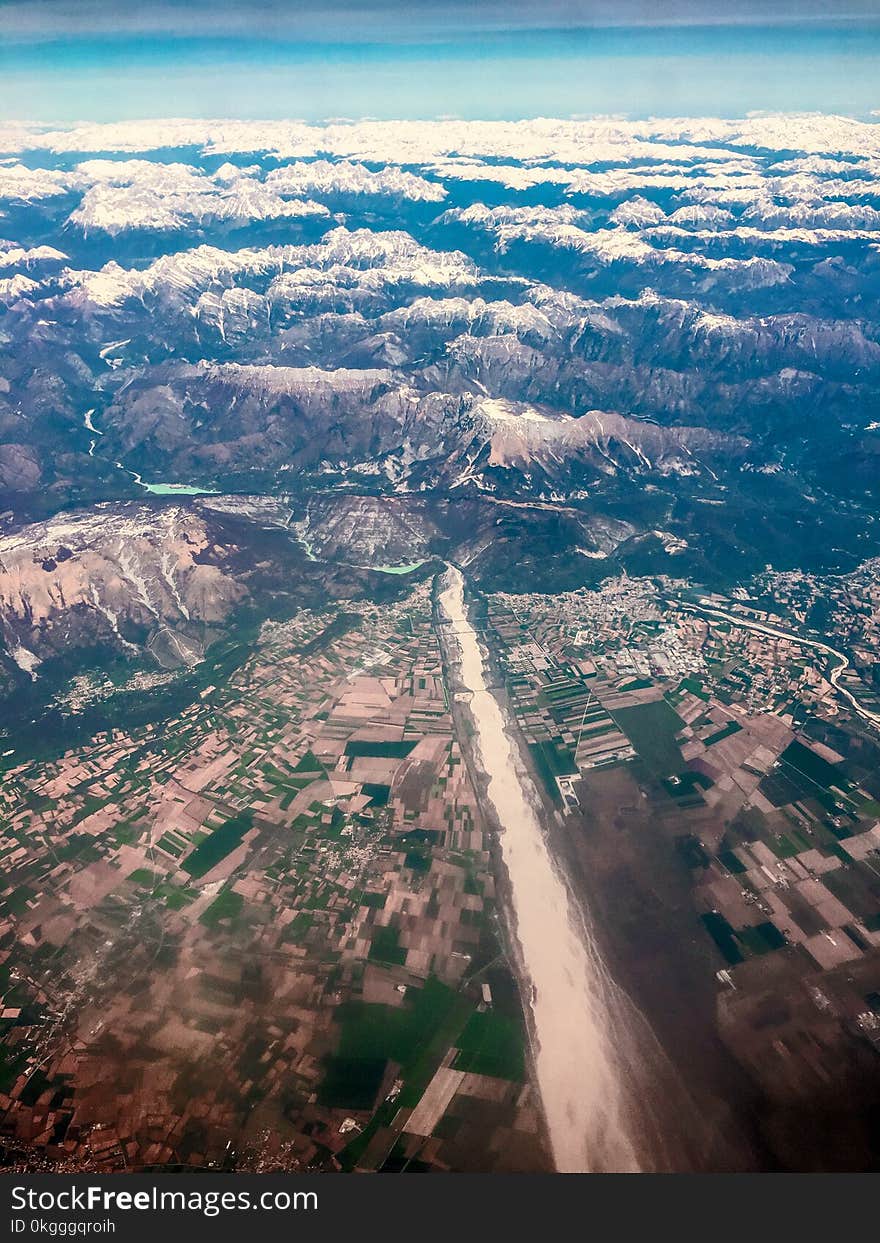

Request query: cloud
[{"left": 6, "top": 1, "right": 877, "bottom": 43}]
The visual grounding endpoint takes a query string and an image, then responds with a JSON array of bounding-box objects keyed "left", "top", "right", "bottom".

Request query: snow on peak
[
  {"left": 266, "top": 159, "right": 446, "bottom": 202},
  {"left": 609, "top": 197, "right": 667, "bottom": 229},
  {"left": 0, "top": 274, "right": 40, "bottom": 302},
  {"left": 474, "top": 397, "right": 561, "bottom": 425}
]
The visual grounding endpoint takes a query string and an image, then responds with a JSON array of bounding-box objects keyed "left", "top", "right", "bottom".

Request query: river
[
  {"left": 438, "top": 565, "right": 644, "bottom": 1173},
  {"left": 680, "top": 599, "right": 880, "bottom": 730}
]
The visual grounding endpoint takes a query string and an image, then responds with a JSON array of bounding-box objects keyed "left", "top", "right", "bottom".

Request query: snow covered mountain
[{"left": 1, "top": 112, "right": 879, "bottom": 681}]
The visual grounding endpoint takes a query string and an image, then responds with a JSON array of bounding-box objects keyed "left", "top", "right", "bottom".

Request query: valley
[{"left": 2, "top": 111, "right": 880, "bottom": 1172}]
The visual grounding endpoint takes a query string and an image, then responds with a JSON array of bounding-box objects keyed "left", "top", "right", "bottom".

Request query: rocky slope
[{"left": 0, "top": 505, "right": 251, "bottom": 674}]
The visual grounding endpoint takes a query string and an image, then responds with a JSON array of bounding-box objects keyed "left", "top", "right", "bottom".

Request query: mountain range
[{"left": 1, "top": 113, "right": 879, "bottom": 689}]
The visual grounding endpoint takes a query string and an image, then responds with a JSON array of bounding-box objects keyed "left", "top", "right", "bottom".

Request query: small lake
[
  {"left": 370, "top": 561, "right": 426, "bottom": 575},
  {"left": 138, "top": 481, "right": 219, "bottom": 496},
  {"left": 115, "top": 462, "right": 218, "bottom": 496}
]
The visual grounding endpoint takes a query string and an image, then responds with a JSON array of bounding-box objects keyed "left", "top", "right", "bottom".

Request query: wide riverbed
[{"left": 439, "top": 566, "right": 643, "bottom": 1172}]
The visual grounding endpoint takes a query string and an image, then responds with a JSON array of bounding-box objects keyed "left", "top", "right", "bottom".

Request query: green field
[
  {"left": 326, "top": 977, "right": 473, "bottom": 1150},
  {"left": 183, "top": 810, "right": 254, "bottom": 879},
  {"left": 199, "top": 887, "right": 245, "bottom": 927},
  {"left": 781, "top": 739, "right": 844, "bottom": 791},
  {"left": 453, "top": 1009, "right": 525, "bottom": 1081},
  {"left": 368, "top": 924, "right": 408, "bottom": 966},
  {"left": 344, "top": 740, "right": 417, "bottom": 759},
  {"left": 319, "top": 1056, "right": 388, "bottom": 1110},
  {"left": 612, "top": 699, "right": 686, "bottom": 778},
  {"left": 528, "top": 739, "right": 577, "bottom": 801}
]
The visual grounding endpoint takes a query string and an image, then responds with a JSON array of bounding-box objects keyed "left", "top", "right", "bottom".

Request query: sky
[{"left": 1, "top": 2, "right": 880, "bottom": 122}]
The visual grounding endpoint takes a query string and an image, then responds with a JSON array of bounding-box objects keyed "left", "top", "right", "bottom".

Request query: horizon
[{"left": 2, "top": 16, "right": 880, "bottom": 122}]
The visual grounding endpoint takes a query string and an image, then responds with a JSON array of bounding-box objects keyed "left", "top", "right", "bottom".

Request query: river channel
[{"left": 438, "top": 565, "right": 644, "bottom": 1172}]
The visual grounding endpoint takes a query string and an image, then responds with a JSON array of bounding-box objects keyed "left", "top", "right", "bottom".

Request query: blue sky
[{"left": 1, "top": 4, "right": 879, "bottom": 121}]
